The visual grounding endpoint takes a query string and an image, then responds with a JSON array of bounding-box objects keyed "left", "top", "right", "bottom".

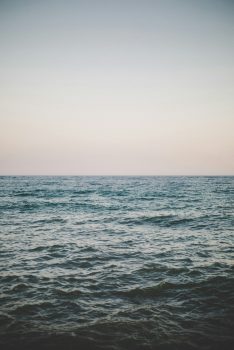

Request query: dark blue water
[{"left": 0, "top": 176, "right": 233, "bottom": 350}]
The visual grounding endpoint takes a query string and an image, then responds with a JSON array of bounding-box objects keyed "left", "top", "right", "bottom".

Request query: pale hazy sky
[{"left": 0, "top": 0, "right": 233, "bottom": 175}]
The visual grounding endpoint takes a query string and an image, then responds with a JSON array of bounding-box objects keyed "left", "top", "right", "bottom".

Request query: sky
[{"left": 0, "top": 0, "right": 233, "bottom": 175}]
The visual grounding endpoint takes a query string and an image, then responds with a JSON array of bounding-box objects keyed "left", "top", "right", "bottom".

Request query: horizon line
[{"left": 0, "top": 174, "right": 233, "bottom": 177}]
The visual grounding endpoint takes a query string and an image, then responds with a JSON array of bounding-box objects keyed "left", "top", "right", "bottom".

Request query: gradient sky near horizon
[{"left": 0, "top": 0, "right": 234, "bottom": 175}]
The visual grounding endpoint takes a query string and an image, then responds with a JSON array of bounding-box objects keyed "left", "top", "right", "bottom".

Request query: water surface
[{"left": 0, "top": 176, "right": 233, "bottom": 349}]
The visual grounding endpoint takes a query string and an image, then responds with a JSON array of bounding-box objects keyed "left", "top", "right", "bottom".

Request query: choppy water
[{"left": 0, "top": 176, "right": 234, "bottom": 350}]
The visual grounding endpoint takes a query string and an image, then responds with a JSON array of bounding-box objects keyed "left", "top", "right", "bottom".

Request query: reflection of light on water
[{"left": 0, "top": 176, "right": 233, "bottom": 349}]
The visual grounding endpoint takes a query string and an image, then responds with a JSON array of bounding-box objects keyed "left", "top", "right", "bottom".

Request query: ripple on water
[{"left": 0, "top": 176, "right": 233, "bottom": 349}]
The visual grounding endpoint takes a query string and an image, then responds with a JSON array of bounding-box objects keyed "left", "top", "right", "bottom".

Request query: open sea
[{"left": 0, "top": 176, "right": 233, "bottom": 350}]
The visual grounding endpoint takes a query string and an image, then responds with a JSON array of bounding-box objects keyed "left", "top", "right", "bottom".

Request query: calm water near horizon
[{"left": 0, "top": 176, "right": 233, "bottom": 349}]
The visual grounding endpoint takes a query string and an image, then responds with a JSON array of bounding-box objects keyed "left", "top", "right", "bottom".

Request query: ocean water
[{"left": 0, "top": 176, "right": 233, "bottom": 350}]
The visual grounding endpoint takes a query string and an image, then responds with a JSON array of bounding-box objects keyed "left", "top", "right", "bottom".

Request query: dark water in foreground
[{"left": 0, "top": 176, "right": 234, "bottom": 350}]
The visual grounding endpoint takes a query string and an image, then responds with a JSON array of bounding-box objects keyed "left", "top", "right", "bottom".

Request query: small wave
[
  {"left": 114, "top": 275, "right": 234, "bottom": 301},
  {"left": 55, "top": 289, "right": 82, "bottom": 297},
  {"left": 121, "top": 214, "right": 175, "bottom": 225},
  {"left": 32, "top": 217, "right": 67, "bottom": 225},
  {"left": 13, "top": 188, "right": 45, "bottom": 197},
  {"left": 30, "top": 245, "right": 47, "bottom": 252},
  {"left": 71, "top": 189, "right": 95, "bottom": 196},
  {"left": 137, "top": 196, "right": 156, "bottom": 201},
  {"left": 0, "top": 275, "right": 21, "bottom": 283},
  {"left": 80, "top": 246, "right": 97, "bottom": 253},
  {"left": 137, "top": 263, "right": 189, "bottom": 275},
  {"left": 0, "top": 313, "right": 14, "bottom": 326},
  {"left": 115, "top": 281, "right": 176, "bottom": 298},
  {"left": 168, "top": 217, "right": 196, "bottom": 226},
  {"left": 121, "top": 214, "right": 218, "bottom": 228},
  {"left": 13, "top": 302, "right": 53, "bottom": 315},
  {"left": 142, "top": 214, "right": 175, "bottom": 223},
  {"left": 14, "top": 191, "right": 34, "bottom": 197},
  {"left": 31, "top": 244, "right": 67, "bottom": 252},
  {"left": 10, "top": 283, "right": 28, "bottom": 292},
  {"left": 72, "top": 202, "right": 104, "bottom": 210}
]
